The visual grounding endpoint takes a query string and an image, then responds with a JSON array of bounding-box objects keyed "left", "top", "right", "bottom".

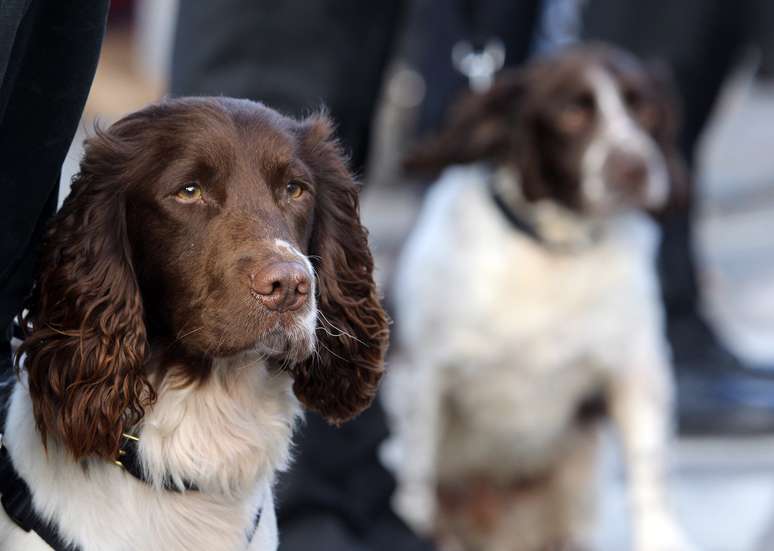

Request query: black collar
[
  {"left": 114, "top": 431, "right": 200, "bottom": 492},
  {"left": 0, "top": 430, "right": 262, "bottom": 550},
  {"left": 488, "top": 173, "right": 602, "bottom": 252},
  {"left": 0, "top": 437, "right": 77, "bottom": 551},
  {"left": 489, "top": 178, "right": 544, "bottom": 244},
  {"left": 113, "top": 431, "right": 262, "bottom": 539}
]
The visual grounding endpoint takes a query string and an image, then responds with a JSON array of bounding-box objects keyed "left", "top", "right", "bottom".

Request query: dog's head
[
  {"left": 17, "top": 98, "right": 389, "bottom": 459},
  {"left": 406, "top": 43, "right": 688, "bottom": 215}
]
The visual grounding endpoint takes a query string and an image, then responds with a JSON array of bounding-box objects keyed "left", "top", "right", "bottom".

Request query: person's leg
[
  {"left": 407, "top": 0, "right": 543, "bottom": 137},
  {"left": 0, "top": 0, "right": 108, "bottom": 422},
  {"left": 172, "top": 0, "right": 404, "bottom": 175},
  {"left": 753, "top": 0, "right": 774, "bottom": 78},
  {"left": 0, "top": 0, "right": 109, "bottom": 331}
]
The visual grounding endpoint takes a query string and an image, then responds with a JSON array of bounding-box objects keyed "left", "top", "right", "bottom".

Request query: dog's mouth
[{"left": 252, "top": 320, "right": 316, "bottom": 365}]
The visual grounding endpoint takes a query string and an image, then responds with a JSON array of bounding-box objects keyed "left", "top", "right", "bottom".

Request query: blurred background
[{"left": 57, "top": 0, "right": 774, "bottom": 549}]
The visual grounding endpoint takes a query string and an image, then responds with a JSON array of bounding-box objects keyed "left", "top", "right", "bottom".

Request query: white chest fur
[
  {"left": 392, "top": 165, "right": 666, "bottom": 478},
  {"left": 0, "top": 354, "right": 300, "bottom": 551}
]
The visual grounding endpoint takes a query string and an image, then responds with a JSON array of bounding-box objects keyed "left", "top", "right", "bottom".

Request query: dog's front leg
[
  {"left": 392, "top": 353, "right": 445, "bottom": 536},
  {"left": 608, "top": 337, "right": 697, "bottom": 551}
]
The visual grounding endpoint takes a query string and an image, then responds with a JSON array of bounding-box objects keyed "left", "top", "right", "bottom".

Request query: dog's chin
[
  {"left": 252, "top": 328, "right": 316, "bottom": 365},
  {"left": 188, "top": 326, "right": 315, "bottom": 364},
  {"left": 187, "top": 305, "right": 317, "bottom": 361},
  {"left": 582, "top": 187, "right": 661, "bottom": 217}
]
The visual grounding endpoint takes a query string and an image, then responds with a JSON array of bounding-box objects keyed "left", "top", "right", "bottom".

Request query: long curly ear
[
  {"left": 403, "top": 70, "right": 526, "bottom": 177},
  {"left": 291, "top": 115, "right": 389, "bottom": 425},
  {"left": 16, "top": 127, "right": 154, "bottom": 460}
]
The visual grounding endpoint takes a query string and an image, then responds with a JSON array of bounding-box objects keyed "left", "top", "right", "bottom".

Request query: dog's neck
[
  {"left": 491, "top": 166, "right": 604, "bottom": 251},
  {"left": 8, "top": 351, "right": 300, "bottom": 499},
  {"left": 137, "top": 351, "right": 301, "bottom": 497},
  {"left": 4, "top": 352, "right": 293, "bottom": 549}
]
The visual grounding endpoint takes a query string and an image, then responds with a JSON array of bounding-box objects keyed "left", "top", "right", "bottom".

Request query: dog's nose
[
  {"left": 607, "top": 151, "right": 648, "bottom": 194},
  {"left": 250, "top": 262, "right": 310, "bottom": 312}
]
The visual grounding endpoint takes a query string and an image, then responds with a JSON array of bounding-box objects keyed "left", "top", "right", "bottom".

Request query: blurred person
[
  {"left": 0, "top": 0, "right": 109, "bottom": 415},
  {"left": 583, "top": 0, "right": 774, "bottom": 434},
  {"left": 406, "top": 0, "right": 544, "bottom": 138}
]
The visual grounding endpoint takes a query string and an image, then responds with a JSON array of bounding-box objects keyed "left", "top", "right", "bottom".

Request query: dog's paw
[
  {"left": 393, "top": 483, "right": 437, "bottom": 536},
  {"left": 633, "top": 510, "right": 699, "bottom": 551}
]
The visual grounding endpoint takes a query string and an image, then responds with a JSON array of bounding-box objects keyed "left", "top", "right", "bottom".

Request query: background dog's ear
[
  {"left": 646, "top": 59, "right": 692, "bottom": 213},
  {"left": 403, "top": 70, "right": 526, "bottom": 177},
  {"left": 293, "top": 115, "right": 389, "bottom": 425},
  {"left": 17, "top": 125, "right": 154, "bottom": 460}
]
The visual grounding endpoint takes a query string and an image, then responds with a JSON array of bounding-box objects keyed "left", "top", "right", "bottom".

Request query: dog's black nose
[{"left": 251, "top": 262, "right": 310, "bottom": 312}]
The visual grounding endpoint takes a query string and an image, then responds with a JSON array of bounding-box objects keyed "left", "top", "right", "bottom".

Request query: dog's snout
[
  {"left": 251, "top": 262, "right": 310, "bottom": 312},
  {"left": 606, "top": 151, "right": 648, "bottom": 195}
]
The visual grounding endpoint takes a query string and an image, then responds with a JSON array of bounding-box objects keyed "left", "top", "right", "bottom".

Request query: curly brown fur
[
  {"left": 16, "top": 98, "right": 389, "bottom": 460},
  {"left": 17, "top": 128, "right": 154, "bottom": 460},
  {"left": 291, "top": 116, "right": 389, "bottom": 424}
]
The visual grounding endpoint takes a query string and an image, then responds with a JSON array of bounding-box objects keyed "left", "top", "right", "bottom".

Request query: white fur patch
[
  {"left": 0, "top": 355, "right": 299, "bottom": 551},
  {"left": 273, "top": 239, "right": 313, "bottom": 274},
  {"left": 271, "top": 238, "right": 318, "bottom": 355},
  {"left": 581, "top": 67, "right": 669, "bottom": 211},
  {"left": 385, "top": 163, "right": 691, "bottom": 548}
]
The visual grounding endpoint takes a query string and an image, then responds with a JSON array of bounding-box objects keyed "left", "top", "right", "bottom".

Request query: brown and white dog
[
  {"left": 0, "top": 98, "right": 388, "bottom": 551},
  {"left": 385, "top": 44, "right": 695, "bottom": 551}
]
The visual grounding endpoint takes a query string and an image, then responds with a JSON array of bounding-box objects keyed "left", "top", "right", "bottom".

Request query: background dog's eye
[
  {"left": 558, "top": 92, "right": 595, "bottom": 133},
  {"left": 569, "top": 92, "right": 595, "bottom": 112},
  {"left": 286, "top": 181, "right": 305, "bottom": 200},
  {"left": 175, "top": 182, "right": 203, "bottom": 203}
]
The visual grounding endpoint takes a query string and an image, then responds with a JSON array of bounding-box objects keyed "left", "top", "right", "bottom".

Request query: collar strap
[
  {"left": 114, "top": 432, "right": 263, "bottom": 537},
  {"left": 115, "top": 432, "right": 199, "bottom": 492},
  {"left": 113, "top": 432, "right": 263, "bottom": 541},
  {"left": 0, "top": 435, "right": 262, "bottom": 548},
  {"left": 489, "top": 179, "right": 544, "bottom": 244},
  {"left": 0, "top": 437, "right": 79, "bottom": 551},
  {"left": 488, "top": 173, "right": 601, "bottom": 253}
]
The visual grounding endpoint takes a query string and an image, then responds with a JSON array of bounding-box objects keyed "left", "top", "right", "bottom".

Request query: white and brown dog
[
  {"left": 0, "top": 98, "right": 388, "bottom": 551},
  {"left": 385, "top": 44, "right": 694, "bottom": 551}
]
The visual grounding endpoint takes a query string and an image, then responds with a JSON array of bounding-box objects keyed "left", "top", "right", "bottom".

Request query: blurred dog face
[
  {"left": 405, "top": 44, "right": 688, "bottom": 215},
  {"left": 520, "top": 46, "right": 671, "bottom": 214}
]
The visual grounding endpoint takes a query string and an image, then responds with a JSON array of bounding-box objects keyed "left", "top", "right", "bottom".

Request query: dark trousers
[
  {"left": 172, "top": 0, "right": 404, "bottom": 176},
  {"left": 406, "top": 0, "right": 543, "bottom": 135},
  {"left": 0, "top": 0, "right": 108, "bottom": 340}
]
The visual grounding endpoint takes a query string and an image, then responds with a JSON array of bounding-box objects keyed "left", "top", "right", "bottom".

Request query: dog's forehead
[
  {"left": 588, "top": 50, "right": 650, "bottom": 90},
  {"left": 166, "top": 99, "right": 301, "bottom": 170},
  {"left": 577, "top": 62, "right": 621, "bottom": 100},
  {"left": 230, "top": 105, "right": 302, "bottom": 169},
  {"left": 523, "top": 55, "right": 593, "bottom": 98},
  {"left": 213, "top": 99, "right": 300, "bottom": 154},
  {"left": 531, "top": 48, "right": 647, "bottom": 97}
]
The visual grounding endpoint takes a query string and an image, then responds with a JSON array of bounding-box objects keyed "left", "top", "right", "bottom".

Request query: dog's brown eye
[
  {"left": 175, "top": 182, "right": 203, "bottom": 203},
  {"left": 568, "top": 92, "right": 594, "bottom": 112},
  {"left": 286, "top": 181, "right": 305, "bottom": 200}
]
